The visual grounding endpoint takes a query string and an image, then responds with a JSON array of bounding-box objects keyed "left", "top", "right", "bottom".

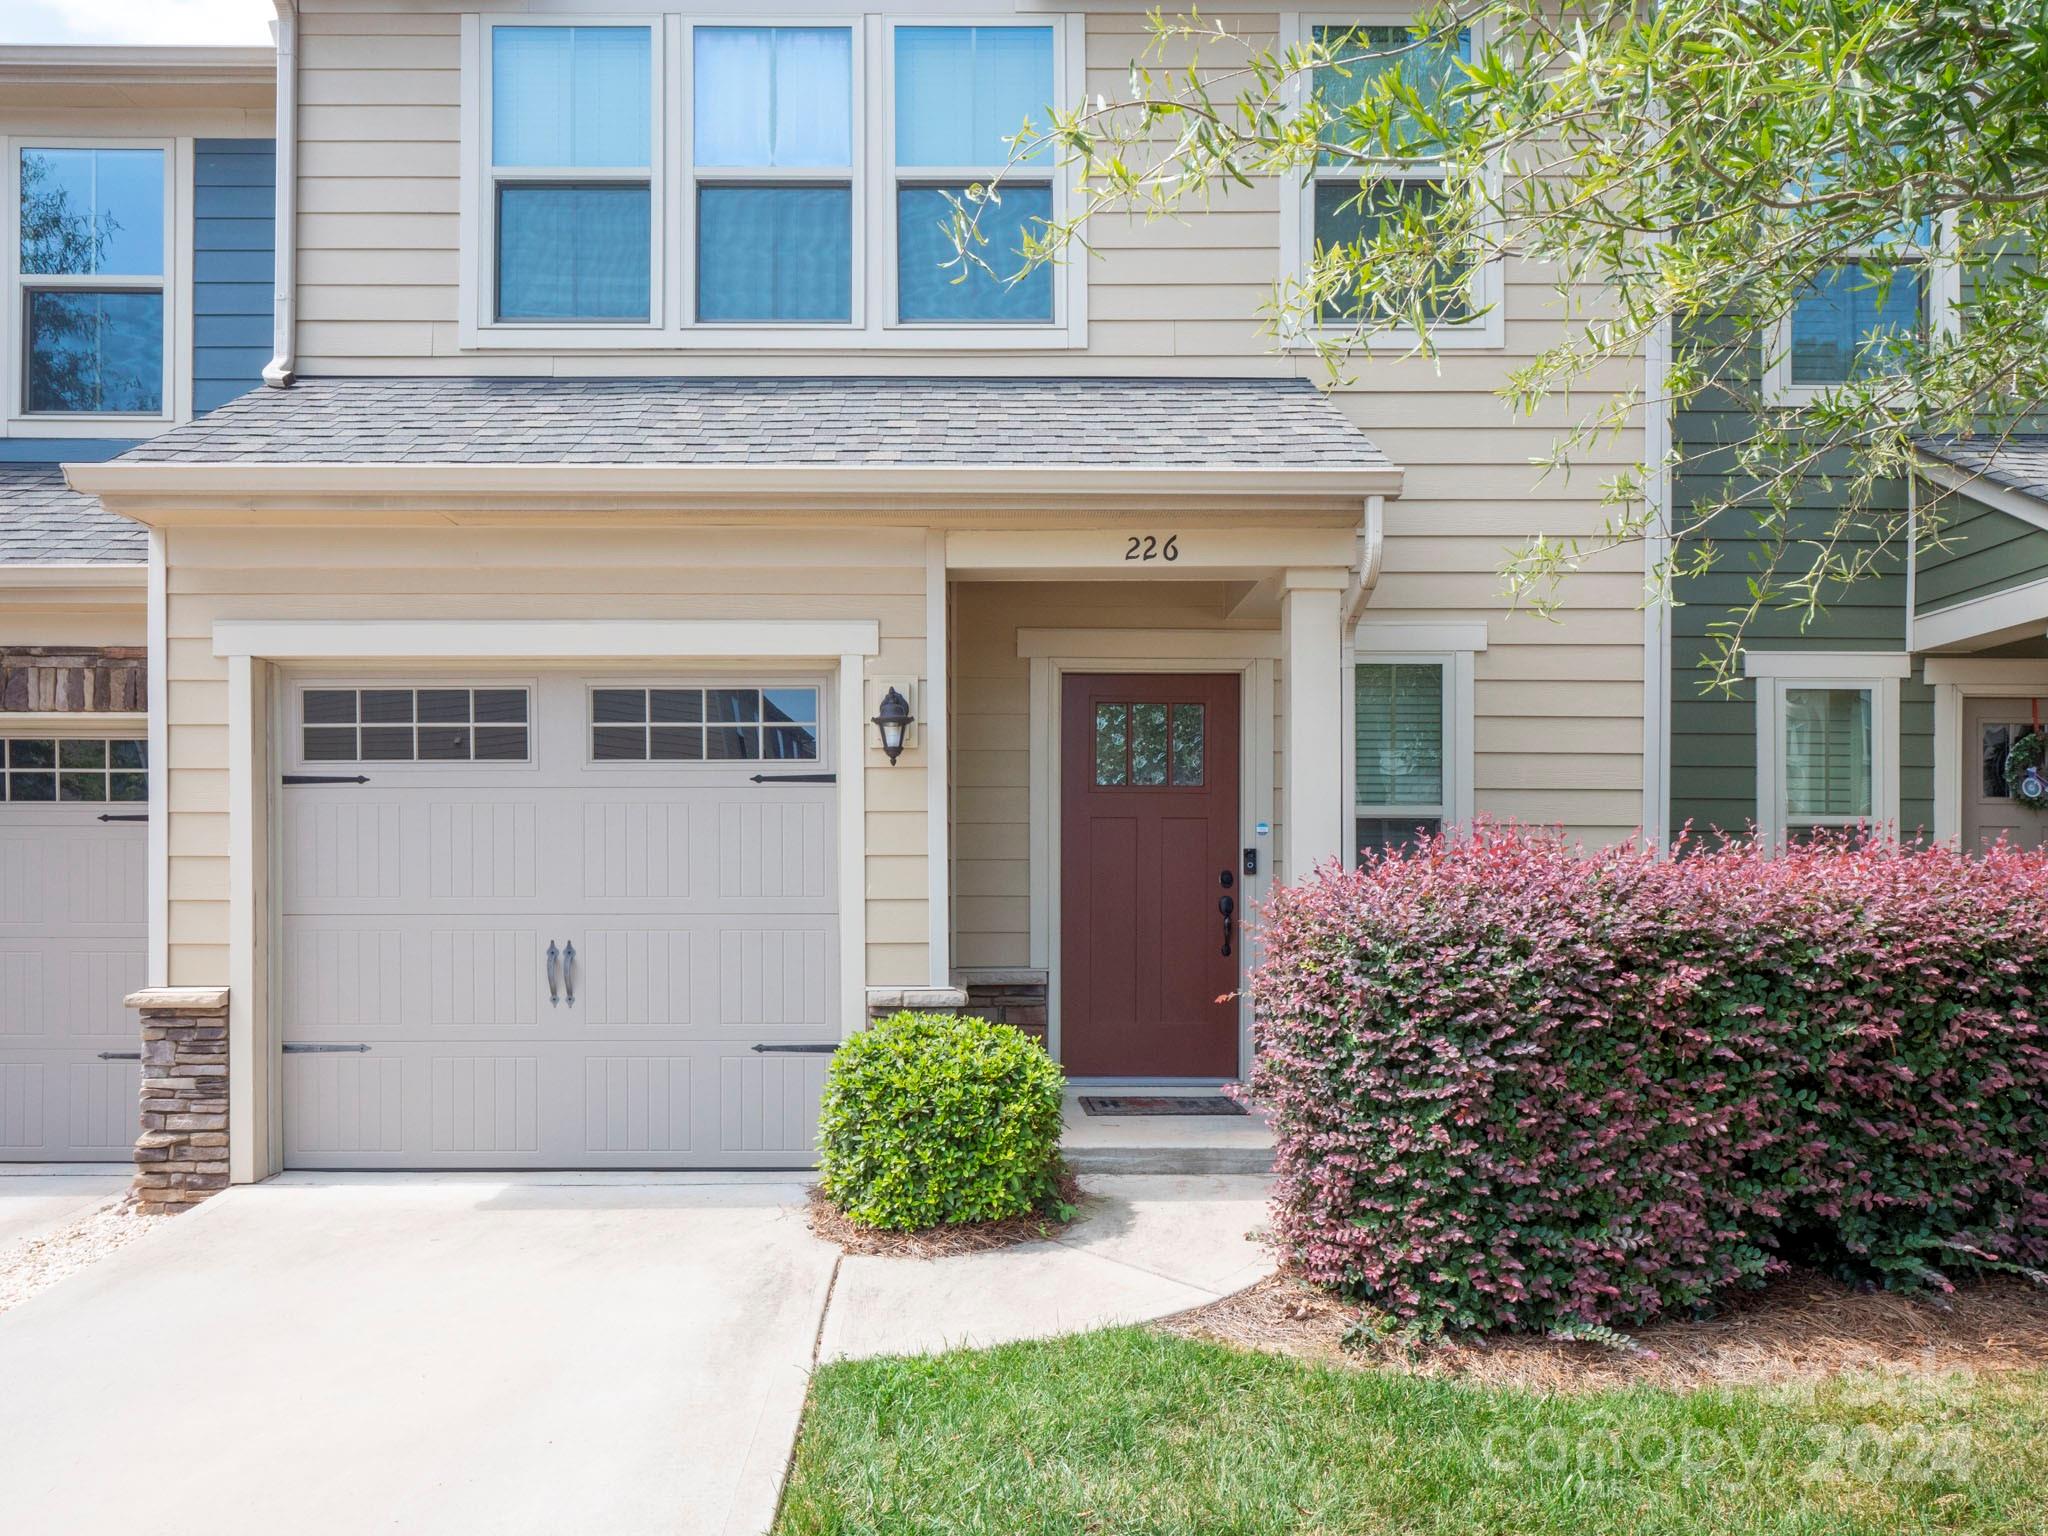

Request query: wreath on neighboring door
[{"left": 2006, "top": 710, "right": 2048, "bottom": 810}]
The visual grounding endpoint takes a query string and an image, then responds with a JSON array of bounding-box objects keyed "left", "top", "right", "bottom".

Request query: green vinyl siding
[
  {"left": 1914, "top": 486, "right": 2048, "bottom": 613},
  {"left": 1668, "top": 323, "right": 1933, "bottom": 839}
]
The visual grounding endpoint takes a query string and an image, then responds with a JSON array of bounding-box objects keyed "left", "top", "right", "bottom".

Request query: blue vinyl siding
[
  {"left": 0, "top": 439, "right": 138, "bottom": 463},
  {"left": 192, "top": 139, "right": 275, "bottom": 414}
]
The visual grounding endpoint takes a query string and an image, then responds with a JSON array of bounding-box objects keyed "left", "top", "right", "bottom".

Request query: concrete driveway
[
  {"left": 0, "top": 1167, "right": 129, "bottom": 1252},
  {"left": 0, "top": 1172, "right": 835, "bottom": 1536}
]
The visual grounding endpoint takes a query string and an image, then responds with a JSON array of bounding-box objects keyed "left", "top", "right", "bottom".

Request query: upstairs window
[
  {"left": 16, "top": 146, "right": 168, "bottom": 416},
  {"left": 1785, "top": 262, "right": 1924, "bottom": 389},
  {"left": 464, "top": 16, "right": 1079, "bottom": 346},
  {"left": 692, "top": 27, "right": 855, "bottom": 324},
  {"left": 891, "top": 24, "right": 1055, "bottom": 324},
  {"left": 489, "top": 25, "right": 655, "bottom": 323},
  {"left": 1308, "top": 21, "right": 1473, "bottom": 327}
]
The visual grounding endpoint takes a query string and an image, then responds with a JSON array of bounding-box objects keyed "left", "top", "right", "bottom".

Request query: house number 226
[{"left": 1124, "top": 535, "right": 1180, "bottom": 563}]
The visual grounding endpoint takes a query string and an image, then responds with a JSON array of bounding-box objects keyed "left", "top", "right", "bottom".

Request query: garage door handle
[
  {"left": 563, "top": 941, "right": 577, "bottom": 1007},
  {"left": 546, "top": 940, "right": 561, "bottom": 1007}
]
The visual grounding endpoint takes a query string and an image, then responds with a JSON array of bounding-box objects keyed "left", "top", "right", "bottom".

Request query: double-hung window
[
  {"left": 693, "top": 26, "right": 855, "bottom": 324},
  {"left": 1767, "top": 210, "right": 1952, "bottom": 403},
  {"left": 890, "top": 24, "right": 1055, "bottom": 324},
  {"left": 1353, "top": 660, "right": 1448, "bottom": 856},
  {"left": 14, "top": 144, "right": 169, "bottom": 417},
  {"left": 1748, "top": 654, "right": 1904, "bottom": 844},
  {"left": 1289, "top": 15, "right": 1495, "bottom": 345},
  {"left": 489, "top": 24, "right": 657, "bottom": 325},
  {"left": 466, "top": 16, "right": 1076, "bottom": 346}
]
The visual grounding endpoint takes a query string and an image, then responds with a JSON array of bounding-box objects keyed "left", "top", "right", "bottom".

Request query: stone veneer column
[{"left": 125, "top": 987, "right": 231, "bottom": 1214}]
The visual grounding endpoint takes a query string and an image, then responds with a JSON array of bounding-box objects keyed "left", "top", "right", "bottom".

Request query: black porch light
[{"left": 872, "top": 686, "right": 914, "bottom": 765}]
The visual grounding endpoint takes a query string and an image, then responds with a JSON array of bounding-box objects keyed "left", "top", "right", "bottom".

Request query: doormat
[{"left": 1078, "top": 1095, "right": 1246, "bottom": 1117}]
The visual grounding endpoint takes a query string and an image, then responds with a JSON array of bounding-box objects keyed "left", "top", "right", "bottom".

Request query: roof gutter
[
  {"left": 263, "top": 1, "right": 298, "bottom": 388},
  {"left": 65, "top": 460, "right": 1405, "bottom": 508}
]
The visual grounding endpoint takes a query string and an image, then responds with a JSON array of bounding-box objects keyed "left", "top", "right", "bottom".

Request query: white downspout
[
  {"left": 1342, "top": 492, "right": 1386, "bottom": 626},
  {"left": 262, "top": 0, "right": 298, "bottom": 387}
]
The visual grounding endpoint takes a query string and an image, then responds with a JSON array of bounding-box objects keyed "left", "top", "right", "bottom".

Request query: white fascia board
[
  {"left": 213, "top": 618, "right": 882, "bottom": 661},
  {"left": 0, "top": 563, "right": 146, "bottom": 588},
  {"left": 1910, "top": 575, "right": 2048, "bottom": 654},
  {"left": 68, "top": 461, "right": 1406, "bottom": 507},
  {"left": 1741, "top": 649, "right": 1912, "bottom": 680}
]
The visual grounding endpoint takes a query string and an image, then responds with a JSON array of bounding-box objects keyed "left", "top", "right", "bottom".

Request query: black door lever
[{"left": 1218, "top": 893, "right": 1236, "bottom": 957}]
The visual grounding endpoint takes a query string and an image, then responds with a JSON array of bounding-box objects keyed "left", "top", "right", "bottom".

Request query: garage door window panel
[
  {"left": 300, "top": 687, "right": 531, "bottom": 765},
  {"left": 589, "top": 686, "right": 819, "bottom": 763},
  {"left": 3, "top": 736, "right": 147, "bottom": 802}
]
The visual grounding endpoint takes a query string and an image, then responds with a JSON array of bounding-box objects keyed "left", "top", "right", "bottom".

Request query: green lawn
[{"left": 774, "top": 1328, "right": 2048, "bottom": 1536}]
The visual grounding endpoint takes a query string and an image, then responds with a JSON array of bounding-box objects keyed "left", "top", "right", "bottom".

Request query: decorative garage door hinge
[
  {"left": 282, "top": 774, "right": 371, "bottom": 785},
  {"left": 97, "top": 813, "right": 148, "bottom": 822},
  {"left": 282, "top": 1043, "right": 372, "bottom": 1053},
  {"left": 750, "top": 1042, "right": 837, "bottom": 1054},
  {"left": 749, "top": 773, "right": 835, "bottom": 784}
]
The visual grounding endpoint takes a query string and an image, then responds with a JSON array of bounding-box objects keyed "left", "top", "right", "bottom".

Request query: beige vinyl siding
[
  {"left": 285, "top": 2, "right": 1647, "bottom": 847},
  {"left": 159, "top": 524, "right": 929, "bottom": 988},
  {"left": 0, "top": 596, "right": 144, "bottom": 648}
]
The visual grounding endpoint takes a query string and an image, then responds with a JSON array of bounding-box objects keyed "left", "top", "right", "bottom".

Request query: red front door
[{"left": 1059, "top": 673, "right": 1241, "bottom": 1077}]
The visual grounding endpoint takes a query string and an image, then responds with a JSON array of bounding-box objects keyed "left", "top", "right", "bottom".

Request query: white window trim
[
  {"left": 1764, "top": 213, "right": 1956, "bottom": 406},
  {"left": 4, "top": 135, "right": 188, "bottom": 437},
  {"left": 1747, "top": 653, "right": 1902, "bottom": 846},
  {"left": 1278, "top": 11, "right": 1504, "bottom": 353},
  {"left": 458, "top": 11, "right": 1087, "bottom": 352},
  {"left": 465, "top": 14, "right": 669, "bottom": 345},
  {"left": 1344, "top": 624, "right": 1479, "bottom": 865}
]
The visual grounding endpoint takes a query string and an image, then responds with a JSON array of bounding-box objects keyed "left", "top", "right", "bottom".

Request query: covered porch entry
[{"left": 935, "top": 516, "right": 1389, "bottom": 1084}]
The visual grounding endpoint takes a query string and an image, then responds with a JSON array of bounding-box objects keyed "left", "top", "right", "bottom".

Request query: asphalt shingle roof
[
  {"left": 0, "top": 462, "right": 145, "bottom": 566},
  {"left": 1917, "top": 435, "right": 2048, "bottom": 505},
  {"left": 117, "top": 376, "right": 1391, "bottom": 471}
]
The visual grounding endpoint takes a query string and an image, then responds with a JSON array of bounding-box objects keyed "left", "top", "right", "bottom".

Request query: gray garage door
[
  {"left": 279, "top": 671, "right": 839, "bottom": 1169},
  {"left": 0, "top": 732, "right": 147, "bottom": 1161}
]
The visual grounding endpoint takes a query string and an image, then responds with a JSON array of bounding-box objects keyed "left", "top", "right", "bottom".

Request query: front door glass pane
[
  {"left": 1170, "top": 703, "right": 1204, "bottom": 786},
  {"left": 1129, "top": 703, "right": 1169, "bottom": 785},
  {"left": 1093, "top": 704, "right": 1127, "bottom": 786}
]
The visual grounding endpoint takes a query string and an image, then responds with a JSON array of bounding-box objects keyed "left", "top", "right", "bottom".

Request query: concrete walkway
[
  {"left": 0, "top": 1170, "right": 1271, "bottom": 1535},
  {"left": 0, "top": 1166, "right": 130, "bottom": 1252},
  {"left": 819, "top": 1174, "right": 1272, "bottom": 1361}
]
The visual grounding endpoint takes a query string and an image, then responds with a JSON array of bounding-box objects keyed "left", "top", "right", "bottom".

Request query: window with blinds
[
  {"left": 1355, "top": 661, "right": 1446, "bottom": 858},
  {"left": 1784, "top": 686, "right": 1873, "bottom": 825}
]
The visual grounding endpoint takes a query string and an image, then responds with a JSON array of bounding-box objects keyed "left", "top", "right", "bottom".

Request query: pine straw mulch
[
  {"left": 806, "top": 1173, "right": 1086, "bottom": 1259},
  {"left": 1152, "top": 1268, "right": 2048, "bottom": 1394}
]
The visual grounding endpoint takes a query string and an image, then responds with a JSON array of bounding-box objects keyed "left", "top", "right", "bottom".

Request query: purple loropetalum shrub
[{"left": 1242, "top": 821, "right": 2048, "bottom": 1335}]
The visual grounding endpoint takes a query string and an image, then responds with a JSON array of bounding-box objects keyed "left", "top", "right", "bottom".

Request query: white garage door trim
[{"left": 214, "top": 619, "right": 879, "bottom": 1182}]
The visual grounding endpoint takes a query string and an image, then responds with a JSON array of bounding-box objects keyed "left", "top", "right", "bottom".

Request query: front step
[
  {"left": 1063, "top": 1143, "right": 1273, "bottom": 1176},
  {"left": 1059, "top": 1089, "right": 1275, "bottom": 1177}
]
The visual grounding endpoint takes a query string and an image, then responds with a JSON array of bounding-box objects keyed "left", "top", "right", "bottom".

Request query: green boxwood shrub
[{"left": 818, "top": 1011, "right": 1066, "bottom": 1231}]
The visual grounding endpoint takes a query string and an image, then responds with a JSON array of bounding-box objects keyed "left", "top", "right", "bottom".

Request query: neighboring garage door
[
  {"left": 0, "top": 731, "right": 148, "bottom": 1161},
  {"left": 279, "top": 672, "right": 838, "bottom": 1169}
]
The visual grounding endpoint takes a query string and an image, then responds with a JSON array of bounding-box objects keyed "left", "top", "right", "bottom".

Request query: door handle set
[
  {"left": 1218, "top": 868, "right": 1236, "bottom": 958},
  {"left": 545, "top": 939, "right": 578, "bottom": 1007}
]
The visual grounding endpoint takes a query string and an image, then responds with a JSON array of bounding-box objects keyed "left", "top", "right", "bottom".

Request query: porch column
[{"left": 1280, "top": 568, "right": 1349, "bottom": 883}]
